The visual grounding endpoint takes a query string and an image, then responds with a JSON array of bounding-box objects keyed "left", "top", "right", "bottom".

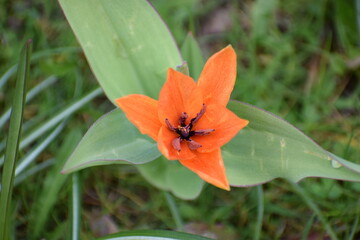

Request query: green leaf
[
  {"left": 137, "top": 157, "right": 204, "bottom": 200},
  {"left": 180, "top": 33, "right": 204, "bottom": 80},
  {"left": 224, "top": 101, "right": 360, "bottom": 186},
  {"left": 137, "top": 156, "right": 169, "bottom": 190},
  {"left": 62, "top": 109, "right": 161, "bottom": 174},
  {"left": 96, "top": 229, "right": 213, "bottom": 240},
  {"left": 165, "top": 161, "right": 204, "bottom": 199},
  {"left": 59, "top": 0, "right": 182, "bottom": 101},
  {"left": 0, "top": 40, "right": 32, "bottom": 240}
]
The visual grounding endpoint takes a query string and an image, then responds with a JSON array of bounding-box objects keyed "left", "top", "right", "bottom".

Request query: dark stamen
[
  {"left": 189, "top": 104, "right": 206, "bottom": 128},
  {"left": 165, "top": 118, "right": 176, "bottom": 132},
  {"left": 192, "top": 129, "right": 215, "bottom": 136}
]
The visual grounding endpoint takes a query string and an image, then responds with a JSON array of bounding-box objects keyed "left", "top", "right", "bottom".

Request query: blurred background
[{"left": 1, "top": 0, "right": 360, "bottom": 239}]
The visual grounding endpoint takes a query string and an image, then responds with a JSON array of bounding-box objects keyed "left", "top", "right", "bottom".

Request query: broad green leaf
[
  {"left": 224, "top": 101, "right": 360, "bottom": 186},
  {"left": 137, "top": 157, "right": 204, "bottom": 200},
  {"left": 62, "top": 109, "right": 161, "bottom": 174},
  {"left": 180, "top": 33, "right": 204, "bottom": 80},
  {"left": 59, "top": 0, "right": 182, "bottom": 101},
  {"left": 96, "top": 229, "right": 213, "bottom": 240},
  {"left": 137, "top": 156, "right": 169, "bottom": 191},
  {"left": 0, "top": 40, "right": 31, "bottom": 240},
  {"left": 165, "top": 161, "right": 204, "bottom": 199}
]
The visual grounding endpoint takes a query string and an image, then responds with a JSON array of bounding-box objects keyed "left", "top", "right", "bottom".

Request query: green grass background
[{"left": 1, "top": 0, "right": 360, "bottom": 239}]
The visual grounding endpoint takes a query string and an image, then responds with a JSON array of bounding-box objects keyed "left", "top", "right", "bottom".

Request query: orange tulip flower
[{"left": 116, "top": 46, "right": 249, "bottom": 190}]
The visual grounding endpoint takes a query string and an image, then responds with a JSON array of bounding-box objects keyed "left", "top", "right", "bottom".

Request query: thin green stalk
[
  {"left": 164, "top": 192, "right": 184, "bottom": 231},
  {"left": 289, "top": 181, "right": 338, "bottom": 240},
  {"left": 72, "top": 173, "right": 81, "bottom": 240},
  {"left": 0, "top": 40, "right": 32, "bottom": 240},
  {"left": 254, "top": 185, "right": 264, "bottom": 240}
]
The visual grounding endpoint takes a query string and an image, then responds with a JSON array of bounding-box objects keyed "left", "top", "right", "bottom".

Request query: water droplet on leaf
[{"left": 331, "top": 160, "right": 342, "bottom": 168}]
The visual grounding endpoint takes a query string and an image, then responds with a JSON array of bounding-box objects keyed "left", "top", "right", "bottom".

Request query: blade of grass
[
  {"left": 0, "top": 75, "right": 58, "bottom": 129},
  {"left": 72, "top": 172, "right": 81, "bottom": 240},
  {"left": 301, "top": 214, "right": 315, "bottom": 240},
  {"left": 14, "top": 158, "right": 55, "bottom": 186},
  {"left": 96, "top": 230, "right": 214, "bottom": 240},
  {"left": 0, "top": 39, "right": 32, "bottom": 240},
  {"left": 254, "top": 185, "right": 264, "bottom": 240},
  {"left": 31, "top": 129, "right": 82, "bottom": 238},
  {"left": 0, "top": 47, "right": 79, "bottom": 89},
  {"left": 289, "top": 181, "right": 338, "bottom": 240},
  {"left": 356, "top": 0, "right": 360, "bottom": 40},
  {"left": 348, "top": 215, "right": 359, "bottom": 240},
  {"left": 0, "top": 87, "right": 103, "bottom": 164},
  {"left": 164, "top": 192, "right": 184, "bottom": 231},
  {"left": 18, "top": 87, "right": 102, "bottom": 150},
  {"left": 15, "top": 121, "right": 65, "bottom": 176}
]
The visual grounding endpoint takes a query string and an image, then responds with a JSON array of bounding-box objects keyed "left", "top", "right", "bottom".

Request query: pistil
[{"left": 165, "top": 104, "right": 215, "bottom": 152}]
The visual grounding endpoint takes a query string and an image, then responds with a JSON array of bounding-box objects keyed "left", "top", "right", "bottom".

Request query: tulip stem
[
  {"left": 71, "top": 173, "right": 81, "bottom": 240},
  {"left": 254, "top": 185, "right": 264, "bottom": 240}
]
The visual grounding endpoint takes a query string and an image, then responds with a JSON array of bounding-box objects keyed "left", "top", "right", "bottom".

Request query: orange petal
[
  {"left": 157, "top": 125, "right": 196, "bottom": 160},
  {"left": 191, "top": 104, "right": 249, "bottom": 153},
  {"left": 179, "top": 149, "right": 230, "bottom": 190},
  {"left": 158, "top": 69, "right": 203, "bottom": 127},
  {"left": 197, "top": 45, "right": 237, "bottom": 107},
  {"left": 116, "top": 94, "right": 161, "bottom": 141}
]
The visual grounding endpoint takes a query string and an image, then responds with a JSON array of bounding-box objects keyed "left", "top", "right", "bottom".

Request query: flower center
[{"left": 165, "top": 104, "right": 215, "bottom": 152}]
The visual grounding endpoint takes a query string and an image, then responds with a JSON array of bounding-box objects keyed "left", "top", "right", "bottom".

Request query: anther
[
  {"left": 179, "top": 112, "right": 188, "bottom": 126},
  {"left": 172, "top": 137, "right": 181, "bottom": 151},
  {"left": 193, "top": 129, "right": 215, "bottom": 136},
  {"left": 188, "top": 140, "right": 202, "bottom": 150}
]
